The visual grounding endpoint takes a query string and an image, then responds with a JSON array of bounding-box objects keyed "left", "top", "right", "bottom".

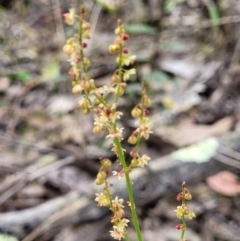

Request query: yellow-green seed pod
[
  {"left": 109, "top": 44, "right": 120, "bottom": 54},
  {"left": 102, "top": 159, "right": 112, "bottom": 168},
  {"left": 131, "top": 157, "right": 138, "bottom": 167},
  {"left": 95, "top": 178, "right": 104, "bottom": 185},
  {"left": 97, "top": 171, "right": 107, "bottom": 180},
  {"left": 128, "top": 133, "right": 138, "bottom": 144},
  {"left": 131, "top": 106, "right": 142, "bottom": 118}
]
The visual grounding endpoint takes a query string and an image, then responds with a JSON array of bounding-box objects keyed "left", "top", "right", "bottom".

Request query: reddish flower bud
[
  {"left": 130, "top": 150, "right": 138, "bottom": 157},
  {"left": 177, "top": 193, "right": 182, "bottom": 201},
  {"left": 144, "top": 108, "right": 150, "bottom": 115},
  {"left": 123, "top": 48, "right": 128, "bottom": 54},
  {"left": 122, "top": 33, "right": 129, "bottom": 40},
  {"left": 82, "top": 42, "right": 87, "bottom": 48},
  {"left": 176, "top": 224, "right": 184, "bottom": 230}
]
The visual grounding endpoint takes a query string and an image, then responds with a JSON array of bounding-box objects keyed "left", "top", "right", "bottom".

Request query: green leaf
[
  {"left": 160, "top": 41, "right": 190, "bottom": 52},
  {"left": 142, "top": 70, "right": 171, "bottom": 90},
  {"left": 172, "top": 138, "right": 219, "bottom": 163},
  {"left": 125, "top": 24, "right": 157, "bottom": 35},
  {"left": 41, "top": 59, "right": 60, "bottom": 82},
  {"left": 15, "top": 70, "right": 31, "bottom": 83},
  {"left": 207, "top": 1, "right": 220, "bottom": 27},
  {"left": 164, "top": 0, "right": 185, "bottom": 13},
  {"left": 125, "top": 83, "right": 142, "bottom": 95},
  {"left": 95, "top": 0, "right": 117, "bottom": 12},
  {"left": 0, "top": 233, "right": 18, "bottom": 241}
]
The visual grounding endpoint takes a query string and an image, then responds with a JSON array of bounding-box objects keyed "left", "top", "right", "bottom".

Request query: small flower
[
  {"left": 137, "top": 154, "right": 150, "bottom": 167},
  {"left": 95, "top": 192, "right": 110, "bottom": 206},
  {"left": 110, "top": 226, "right": 125, "bottom": 240},
  {"left": 106, "top": 127, "right": 124, "bottom": 140},
  {"left": 112, "top": 196, "right": 124, "bottom": 210},
  {"left": 123, "top": 68, "right": 136, "bottom": 81},
  {"left": 118, "top": 218, "right": 130, "bottom": 228},
  {"left": 174, "top": 206, "right": 185, "bottom": 219},
  {"left": 138, "top": 126, "right": 152, "bottom": 139},
  {"left": 117, "top": 55, "right": 136, "bottom": 66},
  {"left": 112, "top": 171, "right": 124, "bottom": 179},
  {"left": 63, "top": 8, "right": 76, "bottom": 25},
  {"left": 188, "top": 210, "right": 196, "bottom": 219}
]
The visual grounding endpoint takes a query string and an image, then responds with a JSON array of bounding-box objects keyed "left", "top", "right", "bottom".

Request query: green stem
[
  {"left": 124, "top": 231, "right": 131, "bottom": 241},
  {"left": 114, "top": 138, "right": 143, "bottom": 241},
  {"left": 181, "top": 185, "right": 186, "bottom": 240},
  {"left": 181, "top": 215, "right": 186, "bottom": 240}
]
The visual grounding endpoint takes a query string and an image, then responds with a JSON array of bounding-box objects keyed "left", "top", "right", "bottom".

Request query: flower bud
[
  {"left": 175, "top": 224, "right": 184, "bottom": 230},
  {"left": 114, "top": 83, "right": 126, "bottom": 96},
  {"left": 97, "top": 171, "right": 107, "bottom": 180},
  {"left": 83, "top": 108, "right": 91, "bottom": 114},
  {"left": 102, "top": 159, "right": 112, "bottom": 168},
  {"left": 109, "top": 44, "right": 120, "bottom": 54},
  {"left": 176, "top": 193, "right": 182, "bottom": 201},
  {"left": 115, "top": 27, "right": 121, "bottom": 35},
  {"left": 184, "top": 193, "right": 192, "bottom": 200},
  {"left": 111, "top": 74, "right": 121, "bottom": 83},
  {"left": 123, "top": 48, "right": 128, "bottom": 54},
  {"left": 130, "top": 150, "right": 138, "bottom": 157},
  {"left": 93, "top": 125, "right": 104, "bottom": 133},
  {"left": 83, "top": 57, "right": 91, "bottom": 67},
  {"left": 63, "top": 8, "right": 75, "bottom": 25},
  {"left": 82, "top": 22, "right": 91, "bottom": 30},
  {"left": 131, "top": 106, "right": 142, "bottom": 118},
  {"left": 128, "top": 133, "right": 138, "bottom": 144},
  {"left": 144, "top": 108, "right": 150, "bottom": 115},
  {"left": 62, "top": 44, "right": 74, "bottom": 55},
  {"left": 114, "top": 37, "right": 123, "bottom": 46},
  {"left": 95, "top": 178, "right": 104, "bottom": 185},
  {"left": 143, "top": 94, "right": 151, "bottom": 106},
  {"left": 78, "top": 99, "right": 88, "bottom": 109},
  {"left": 72, "top": 84, "right": 82, "bottom": 94},
  {"left": 82, "top": 42, "right": 87, "bottom": 48},
  {"left": 131, "top": 157, "right": 138, "bottom": 167},
  {"left": 83, "top": 30, "right": 91, "bottom": 39},
  {"left": 122, "top": 33, "right": 129, "bottom": 40}
]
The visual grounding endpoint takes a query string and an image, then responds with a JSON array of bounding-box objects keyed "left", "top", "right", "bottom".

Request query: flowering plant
[{"left": 63, "top": 7, "right": 195, "bottom": 241}]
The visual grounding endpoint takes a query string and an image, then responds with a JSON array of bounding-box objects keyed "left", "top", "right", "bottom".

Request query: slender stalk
[{"left": 114, "top": 138, "right": 143, "bottom": 241}]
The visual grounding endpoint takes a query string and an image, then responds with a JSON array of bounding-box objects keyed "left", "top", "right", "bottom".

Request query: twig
[{"left": 0, "top": 156, "right": 75, "bottom": 205}]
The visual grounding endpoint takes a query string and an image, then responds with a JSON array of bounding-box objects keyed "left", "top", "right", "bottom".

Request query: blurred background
[{"left": 1, "top": 0, "right": 240, "bottom": 240}]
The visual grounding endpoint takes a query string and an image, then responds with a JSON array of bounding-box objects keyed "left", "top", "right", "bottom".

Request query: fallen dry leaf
[
  {"left": 152, "top": 116, "right": 233, "bottom": 147},
  {"left": 206, "top": 171, "right": 240, "bottom": 196}
]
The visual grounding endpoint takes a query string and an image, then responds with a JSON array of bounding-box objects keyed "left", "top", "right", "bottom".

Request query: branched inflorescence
[
  {"left": 175, "top": 182, "right": 196, "bottom": 241},
  {"left": 63, "top": 7, "right": 152, "bottom": 241}
]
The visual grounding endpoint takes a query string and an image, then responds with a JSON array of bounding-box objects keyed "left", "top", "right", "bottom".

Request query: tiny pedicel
[{"left": 63, "top": 7, "right": 195, "bottom": 241}]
